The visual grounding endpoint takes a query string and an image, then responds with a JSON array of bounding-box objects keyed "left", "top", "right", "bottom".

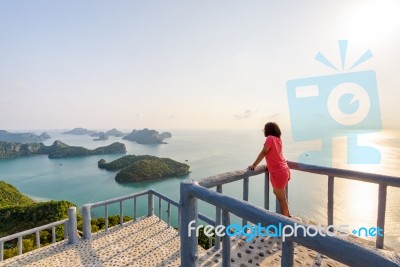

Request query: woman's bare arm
[{"left": 250, "top": 146, "right": 269, "bottom": 170}]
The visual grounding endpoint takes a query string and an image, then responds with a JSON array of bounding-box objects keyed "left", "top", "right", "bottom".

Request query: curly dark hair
[{"left": 263, "top": 122, "right": 281, "bottom": 138}]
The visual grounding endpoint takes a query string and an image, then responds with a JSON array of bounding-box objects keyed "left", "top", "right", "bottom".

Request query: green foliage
[
  {"left": 0, "top": 200, "right": 74, "bottom": 237},
  {"left": 197, "top": 226, "right": 216, "bottom": 250},
  {"left": 0, "top": 181, "right": 135, "bottom": 261},
  {"left": 0, "top": 181, "right": 34, "bottom": 207},
  {"left": 1, "top": 197, "right": 75, "bottom": 260},
  {"left": 87, "top": 215, "right": 133, "bottom": 232}
]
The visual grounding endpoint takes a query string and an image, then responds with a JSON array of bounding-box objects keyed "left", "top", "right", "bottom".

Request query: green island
[
  {"left": 0, "top": 140, "right": 126, "bottom": 159},
  {"left": 98, "top": 155, "right": 190, "bottom": 182}
]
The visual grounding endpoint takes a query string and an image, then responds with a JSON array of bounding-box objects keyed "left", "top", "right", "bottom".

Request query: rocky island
[
  {"left": 48, "top": 141, "right": 125, "bottom": 158},
  {"left": 0, "top": 140, "right": 126, "bottom": 159},
  {"left": 122, "top": 128, "right": 172, "bottom": 144},
  {"left": 98, "top": 155, "right": 189, "bottom": 182},
  {"left": 92, "top": 132, "right": 108, "bottom": 141},
  {"left": 63, "top": 128, "right": 126, "bottom": 138},
  {"left": 106, "top": 128, "right": 126, "bottom": 137},
  {"left": 62, "top": 128, "right": 97, "bottom": 135},
  {"left": 0, "top": 130, "right": 51, "bottom": 143}
]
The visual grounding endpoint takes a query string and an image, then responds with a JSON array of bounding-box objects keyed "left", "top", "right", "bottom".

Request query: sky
[{"left": 0, "top": 0, "right": 399, "bottom": 131}]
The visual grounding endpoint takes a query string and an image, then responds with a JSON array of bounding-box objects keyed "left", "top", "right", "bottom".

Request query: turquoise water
[{"left": 0, "top": 129, "right": 399, "bottom": 250}]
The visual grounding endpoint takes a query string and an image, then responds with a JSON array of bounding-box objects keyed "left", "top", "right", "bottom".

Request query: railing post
[
  {"left": 281, "top": 239, "right": 294, "bottom": 267},
  {"left": 148, "top": 192, "right": 154, "bottom": 216},
  {"left": 167, "top": 203, "right": 171, "bottom": 227},
  {"left": 18, "top": 236, "right": 22, "bottom": 255},
  {"left": 158, "top": 197, "right": 162, "bottom": 221},
  {"left": 105, "top": 205, "right": 109, "bottom": 231},
  {"left": 222, "top": 209, "right": 231, "bottom": 267},
  {"left": 265, "top": 171, "right": 270, "bottom": 210},
  {"left": 180, "top": 180, "right": 198, "bottom": 266},
  {"left": 328, "top": 176, "right": 334, "bottom": 226},
  {"left": 242, "top": 177, "right": 249, "bottom": 226},
  {"left": 119, "top": 201, "right": 124, "bottom": 226},
  {"left": 35, "top": 231, "right": 40, "bottom": 248},
  {"left": 63, "top": 221, "right": 68, "bottom": 240},
  {"left": 0, "top": 241, "right": 3, "bottom": 261},
  {"left": 52, "top": 226, "right": 56, "bottom": 243},
  {"left": 68, "top": 207, "right": 78, "bottom": 244},
  {"left": 178, "top": 206, "right": 181, "bottom": 236},
  {"left": 134, "top": 197, "right": 137, "bottom": 220},
  {"left": 215, "top": 184, "right": 222, "bottom": 250},
  {"left": 82, "top": 205, "right": 92, "bottom": 240},
  {"left": 376, "top": 184, "right": 387, "bottom": 249}
]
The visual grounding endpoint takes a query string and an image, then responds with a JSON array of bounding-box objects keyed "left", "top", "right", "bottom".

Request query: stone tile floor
[
  {"left": 0, "top": 216, "right": 193, "bottom": 267},
  {"left": 199, "top": 235, "right": 346, "bottom": 267}
]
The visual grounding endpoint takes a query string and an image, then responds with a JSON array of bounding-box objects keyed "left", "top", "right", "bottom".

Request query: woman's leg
[{"left": 273, "top": 187, "right": 290, "bottom": 217}]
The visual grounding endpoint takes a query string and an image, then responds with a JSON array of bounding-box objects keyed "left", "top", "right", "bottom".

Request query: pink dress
[{"left": 264, "top": 136, "right": 290, "bottom": 189}]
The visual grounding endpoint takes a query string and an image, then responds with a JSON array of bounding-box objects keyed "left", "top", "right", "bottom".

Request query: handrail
[
  {"left": 84, "top": 190, "right": 150, "bottom": 208},
  {"left": 81, "top": 189, "right": 214, "bottom": 240},
  {"left": 0, "top": 207, "right": 77, "bottom": 262},
  {"left": 197, "top": 161, "right": 400, "bottom": 249},
  {"left": 179, "top": 180, "right": 399, "bottom": 267},
  {"left": 199, "top": 162, "right": 400, "bottom": 188},
  {"left": 287, "top": 161, "right": 400, "bottom": 187},
  {"left": 198, "top": 165, "right": 266, "bottom": 188},
  {"left": 0, "top": 220, "right": 68, "bottom": 243}
]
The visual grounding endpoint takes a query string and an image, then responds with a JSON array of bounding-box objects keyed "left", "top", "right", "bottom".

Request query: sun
[{"left": 343, "top": 0, "right": 400, "bottom": 47}]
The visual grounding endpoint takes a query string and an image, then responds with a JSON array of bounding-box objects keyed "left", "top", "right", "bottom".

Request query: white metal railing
[
  {"left": 0, "top": 207, "right": 77, "bottom": 262},
  {"left": 198, "top": 161, "right": 400, "bottom": 249},
  {"left": 180, "top": 180, "right": 399, "bottom": 267},
  {"left": 82, "top": 189, "right": 214, "bottom": 240},
  {"left": 182, "top": 162, "right": 400, "bottom": 266}
]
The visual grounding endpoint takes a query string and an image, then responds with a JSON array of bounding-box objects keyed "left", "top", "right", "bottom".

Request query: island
[
  {"left": 0, "top": 130, "right": 51, "bottom": 143},
  {"left": 98, "top": 155, "right": 190, "bottom": 182},
  {"left": 122, "top": 128, "right": 172, "bottom": 144},
  {"left": 62, "top": 128, "right": 97, "bottom": 135},
  {"left": 47, "top": 142, "right": 125, "bottom": 158},
  {"left": 93, "top": 132, "right": 108, "bottom": 141},
  {"left": 106, "top": 128, "right": 126, "bottom": 137},
  {"left": 0, "top": 140, "right": 126, "bottom": 159}
]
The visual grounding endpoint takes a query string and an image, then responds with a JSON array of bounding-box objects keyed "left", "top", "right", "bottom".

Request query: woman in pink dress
[{"left": 250, "top": 122, "right": 291, "bottom": 217}]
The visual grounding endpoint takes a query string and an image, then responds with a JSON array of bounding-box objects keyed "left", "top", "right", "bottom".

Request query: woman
[{"left": 250, "top": 122, "right": 291, "bottom": 217}]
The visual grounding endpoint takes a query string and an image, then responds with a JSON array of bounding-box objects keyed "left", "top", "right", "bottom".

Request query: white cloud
[{"left": 234, "top": 109, "right": 257, "bottom": 119}]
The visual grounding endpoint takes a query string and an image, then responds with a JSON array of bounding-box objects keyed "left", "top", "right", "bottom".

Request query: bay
[{"left": 0, "top": 129, "right": 399, "bottom": 250}]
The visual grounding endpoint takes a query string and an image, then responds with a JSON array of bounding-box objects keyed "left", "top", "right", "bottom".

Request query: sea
[{"left": 0, "top": 129, "right": 399, "bottom": 250}]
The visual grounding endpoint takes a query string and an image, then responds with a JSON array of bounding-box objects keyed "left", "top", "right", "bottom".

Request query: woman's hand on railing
[{"left": 249, "top": 164, "right": 256, "bottom": 171}]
